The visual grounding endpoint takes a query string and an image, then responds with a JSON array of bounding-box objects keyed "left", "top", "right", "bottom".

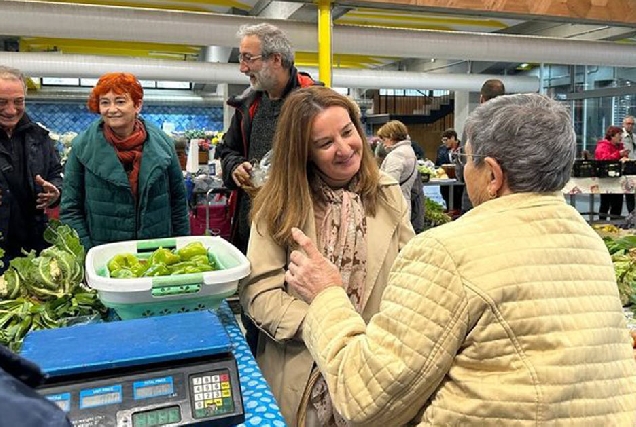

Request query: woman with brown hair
[
  {"left": 377, "top": 120, "right": 418, "bottom": 215},
  {"left": 239, "top": 86, "right": 414, "bottom": 426},
  {"left": 60, "top": 72, "right": 189, "bottom": 250}
]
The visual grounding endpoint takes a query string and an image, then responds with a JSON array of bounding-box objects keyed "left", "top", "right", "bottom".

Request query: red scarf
[{"left": 103, "top": 119, "right": 147, "bottom": 200}]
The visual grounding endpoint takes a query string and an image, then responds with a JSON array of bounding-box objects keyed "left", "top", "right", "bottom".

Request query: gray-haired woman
[{"left": 285, "top": 93, "right": 636, "bottom": 426}]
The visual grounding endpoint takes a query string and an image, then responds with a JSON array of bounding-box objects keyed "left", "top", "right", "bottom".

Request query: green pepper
[
  {"left": 143, "top": 262, "right": 170, "bottom": 277},
  {"left": 189, "top": 254, "right": 210, "bottom": 265},
  {"left": 183, "top": 265, "right": 203, "bottom": 274},
  {"left": 194, "top": 264, "right": 214, "bottom": 272},
  {"left": 189, "top": 254, "right": 216, "bottom": 270},
  {"left": 176, "top": 242, "right": 208, "bottom": 261},
  {"left": 131, "top": 260, "right": 149, "bottom": 277},
  {"left": 168, "top": 261, "right": 197, "bottom": 275},
  {"left": 110, "top": 268, "right": 135, "bottom": 278},
  {"left": 149, "top": 248, "right": 180, "bottom": 266},
  {"left": 169, "top": 260, "right": 214, "bottom": 275},
  {"left": 107, "top": 253, "right": 140, "bottom": 274}
]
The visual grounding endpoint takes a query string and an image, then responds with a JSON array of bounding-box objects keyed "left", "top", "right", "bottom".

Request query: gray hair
[
  {"left": 0, "top": 65, "right": 26, "bottom": 87},
  {"left": 237, "top": 23, "right": 294, "bottom": 69},
  {"left": 463, "top": 93, "right": 576, "bottom": 193}
]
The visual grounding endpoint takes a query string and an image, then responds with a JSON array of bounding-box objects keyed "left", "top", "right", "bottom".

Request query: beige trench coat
[{"left": 239, "top": 172, "right": 415, "bottom": 426}]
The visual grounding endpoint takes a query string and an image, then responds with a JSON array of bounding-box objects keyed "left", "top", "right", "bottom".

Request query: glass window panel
[
  {"left": 138, "top": 80, "right": 156, "bottom": 88},
  {"left": 156, "top": 81, "right": 190, "bottom": 89},
  {"left": 80, "top": 78, "right": 98, "bottom": 87},
  {"left": 41, "top": 77, "right": 79, "bottom": 86}
]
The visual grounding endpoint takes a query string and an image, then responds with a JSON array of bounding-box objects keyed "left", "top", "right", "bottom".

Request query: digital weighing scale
[{"left": 20, "top": 310, "right": 245, "bottom": 427}]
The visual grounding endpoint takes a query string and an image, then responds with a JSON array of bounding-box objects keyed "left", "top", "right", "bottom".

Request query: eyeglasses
[
  {"left": 238, "top": 53, "right": 264, "bottom": 64},
  {"left": 451, "top": 147, "right": 488, "bottom": 166},
  {"left": 626, "top": 122, "right": 635, "bottom": 126}
]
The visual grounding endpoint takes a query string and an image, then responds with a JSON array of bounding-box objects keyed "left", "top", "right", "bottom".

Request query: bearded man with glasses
[{"left": 217, "top": 23, "right": 319, "bottom": 354}]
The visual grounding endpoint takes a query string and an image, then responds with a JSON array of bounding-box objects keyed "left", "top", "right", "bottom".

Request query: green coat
[{"left": 60, "top": 119, "right": 189, "bottom": 250}]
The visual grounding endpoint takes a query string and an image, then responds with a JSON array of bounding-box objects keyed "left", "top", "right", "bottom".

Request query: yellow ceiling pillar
[{"left": 317, "top": 0, "right": 333, "bottom": 87}]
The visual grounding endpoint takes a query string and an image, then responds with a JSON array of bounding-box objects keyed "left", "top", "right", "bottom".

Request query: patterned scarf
[
  {"left": 103, "top": 119, "right": 147, "bottom": 200},
  {"left": 305, "top": 173, "right": 367, "bottom": 427}
]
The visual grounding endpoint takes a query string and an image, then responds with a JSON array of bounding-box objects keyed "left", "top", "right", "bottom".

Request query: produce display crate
[
  {"left": 85, "top": 236, "right": 250, "bottom": 320},
  {"left": 596, "top": 160, "right": 622, "bottom": 178},
  {"left": 572, "top": 160, "right": 596, "bottom": 178}
]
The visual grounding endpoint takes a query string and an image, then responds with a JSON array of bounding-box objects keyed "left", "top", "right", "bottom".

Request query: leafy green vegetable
[
  {"left": 0, "top": 220, "right": 107, "bottom": 352},
  {"left": 44, "top": 219, "right": 85, "bottom": 263},
  {"left": 424, "top": 198, "right": 452, "bottom": 229}
]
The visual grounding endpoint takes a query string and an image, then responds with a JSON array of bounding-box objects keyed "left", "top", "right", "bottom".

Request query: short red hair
[
  {"left": 605, "top": 125, "right": 623, "bottom": 141},
  {"left": 87, "top": 73, "right": 144, "bottom": 113}
]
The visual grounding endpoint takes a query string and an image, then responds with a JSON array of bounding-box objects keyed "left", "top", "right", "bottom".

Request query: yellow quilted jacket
[{"left": 304, "top": 192, "right": 636, "bottom": 426}]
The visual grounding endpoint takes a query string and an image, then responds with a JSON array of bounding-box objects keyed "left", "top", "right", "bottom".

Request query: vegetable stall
[
  {"left": 1, "top": 224, "right": 286, "bottom": 426},
  {"left": 593, "top": 224, "right": 636, "bottom": 356}
]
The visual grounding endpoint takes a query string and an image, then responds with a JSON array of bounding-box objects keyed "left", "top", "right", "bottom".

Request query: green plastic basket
[
  {"left": 102, "top": 288, "right": 236, "bottom": 320},
  {"left": 85, "top": 236, "right": 251, "bottom": 320}
]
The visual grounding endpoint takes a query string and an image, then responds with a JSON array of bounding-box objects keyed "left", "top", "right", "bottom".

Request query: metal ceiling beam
[
  {"left": 3, "top": 1, "right": 636, "bottom": 67},
  {"left": 254, "top": 1, "right": 303, "bottom": 19},
  {"left": 520, "top": 23, "right": 636, "bottom": 41},
  {"left": 564, "top": 85, "right": 636, "bottom": 100},
  {"left": 0, "top": 51, "right": 540, "bottom": 92}
]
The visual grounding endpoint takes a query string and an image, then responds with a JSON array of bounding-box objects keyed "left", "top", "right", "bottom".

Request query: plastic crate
[
  {"left": 85, "top": 236, "right": 250, "bottom": 320},
  {"left": 572, "top": 160, "right": 596, "bottom": 178},
  {"left": 596, "top": 160, "right": 622, "bottom": 178}
]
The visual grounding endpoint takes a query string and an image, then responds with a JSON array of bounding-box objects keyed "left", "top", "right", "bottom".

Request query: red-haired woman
[
  {"left": 60, "top": 73, "right": 189, "bottom": 250},
  {"left": 595, "top": 125, "right": 629, "bottom": 220}
]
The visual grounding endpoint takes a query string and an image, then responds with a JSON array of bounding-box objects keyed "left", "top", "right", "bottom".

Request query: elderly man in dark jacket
[
  {"left": 0, "top": 345, "right": 72, "bottom": 427},
  {"left": 0, "top": 66, "right": 62, "bottom": 272}
]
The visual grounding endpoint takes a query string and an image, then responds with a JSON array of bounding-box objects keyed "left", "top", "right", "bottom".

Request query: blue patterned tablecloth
[{"left": 215, "top": 302, "right": 287, "bottom": 427}]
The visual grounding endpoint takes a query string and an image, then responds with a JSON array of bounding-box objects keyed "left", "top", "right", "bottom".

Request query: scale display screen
[
  {"left": 133, "top": 376, "right": 174, "bottom": 400},
  {"left": 79, "top": 385, "right": 123, "bottom": 409},
  {"left": 132, "top": 405, "right": 181, "bottom": 426}
]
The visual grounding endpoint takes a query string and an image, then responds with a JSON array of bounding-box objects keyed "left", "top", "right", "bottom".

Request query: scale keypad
[{"left": 190, "top": 371, "right": 234, "bottom": 419}]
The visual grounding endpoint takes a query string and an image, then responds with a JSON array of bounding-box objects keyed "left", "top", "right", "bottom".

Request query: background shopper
[
  {"left": 622, "top": 115, "right": 635, "bottom": 213},
  {"left": 458, "top": 78, "right": 506, "bottom": 213},
  {"left": 377, "top": 120, "right": 418, "bottom": 215},
  {"left": 595, "top": 125, "right": 628, "bottom": 220}
]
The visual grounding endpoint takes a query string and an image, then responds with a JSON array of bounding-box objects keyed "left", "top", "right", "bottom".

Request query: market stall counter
[
  {"left": 562, "top": 175, "right": 636, "bottom": 222},
  {"left": 20, "top": 302, "right": 286, "bottom": 427}
]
